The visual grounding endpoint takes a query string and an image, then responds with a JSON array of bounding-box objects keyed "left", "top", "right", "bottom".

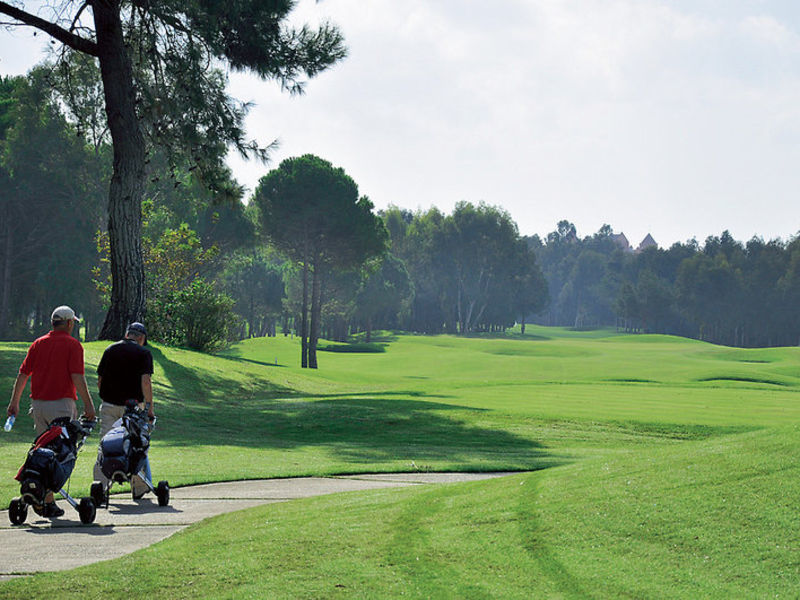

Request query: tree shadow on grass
[
  {"left": 161, "top": 395, "right": 562, "bottom": 471},
  {"left": 151, "top": 346, "right": 297, "bottom": 405},
  {"left": 218, "top": 355, "right": 288, "bottom": 369},
  {"left": 150, "top": 347, "right": 562, "bottom": 472},
  {"left": 0, "top": 348, "right": 28, "bottom": 389},
  {"left": 318, "top": 342, "right": 388, "bottom": 353}
]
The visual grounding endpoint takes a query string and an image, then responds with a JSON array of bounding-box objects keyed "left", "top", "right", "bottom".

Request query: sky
[{"left": 1, "top": 0, "right": 800, "bottom": 247}]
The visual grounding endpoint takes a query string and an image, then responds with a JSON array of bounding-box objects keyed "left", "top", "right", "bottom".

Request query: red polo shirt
[{"left": 19, "top": 330, "right": 84, "bottom": 401}]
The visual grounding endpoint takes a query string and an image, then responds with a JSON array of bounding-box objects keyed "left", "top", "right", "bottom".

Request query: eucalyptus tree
[
  {"left": 254, "top": 154, "right": 387, "bottom": 368},
  {"left": 355, "top": 253, "right": 414, "bottom": 342},
  {"left": 0, "top": 0, "right": 346, "bottom": 339},
  {"left": 534, "top": 220, "right": 580, "bottom": 326},
  {"left": 633, "top": 269, "right": 674, "bottom": 334},
  {"left": 511, "top": 240, "right": 548, "bottom": 335},
  {"left": 676, "top": 252, "right": 740, "bottom": 344},
  {"left": 440, "top": 202, "right": 523, "bottom": 333},
  {"left": 741, "top": 238, "right": 788, "bottom": 347},
  {"left": 221, "top": 249, "right": 285, "bottom": 338},
  {"left": 401, "top": 207, "right": 451, "bottom": 333}
]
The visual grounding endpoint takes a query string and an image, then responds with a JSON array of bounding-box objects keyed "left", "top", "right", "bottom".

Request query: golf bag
[
  {"left": 9, "top": 415, "right": 97, "bottom": 526},
  {"left": 99, "top": 406, "right": 151, "bottom": 484},
  {"left": 15, "top": 417, "right": 89, "bottom": 507},
  {"left": 93, "top": 400, "right": 169, "bottom": 507}
]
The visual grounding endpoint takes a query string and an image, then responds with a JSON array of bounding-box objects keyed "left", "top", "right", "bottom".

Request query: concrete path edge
[{"left": 0, "top": 472, "right": 521, "bottom": 579}]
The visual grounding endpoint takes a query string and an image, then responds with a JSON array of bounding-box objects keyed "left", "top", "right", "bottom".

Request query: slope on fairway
[{"left": 3, "top": 426, "right": 798, "bottom": 599}]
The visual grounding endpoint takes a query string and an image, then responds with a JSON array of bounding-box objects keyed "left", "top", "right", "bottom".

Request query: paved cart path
[{"left": 0, "top": 472, "right": 516, "bottom": 579}]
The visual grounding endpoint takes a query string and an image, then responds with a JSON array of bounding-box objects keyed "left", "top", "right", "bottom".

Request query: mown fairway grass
[{"left": 1, "top": 326, "right": 799, "bottom": 598}]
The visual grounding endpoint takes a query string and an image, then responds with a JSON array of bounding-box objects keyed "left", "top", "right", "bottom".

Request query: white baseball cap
[{"left": 51, "top": 305, "right": 80, "bottom": 322}]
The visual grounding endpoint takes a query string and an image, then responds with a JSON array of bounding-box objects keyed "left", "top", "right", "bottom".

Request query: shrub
[{"left": 148, "top": 278, "right": 236, "bottom": 352}]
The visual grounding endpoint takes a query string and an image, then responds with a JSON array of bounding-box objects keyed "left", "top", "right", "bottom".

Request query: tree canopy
[{"left": 254, "top": 154, "right": 387, "bottom": 367}]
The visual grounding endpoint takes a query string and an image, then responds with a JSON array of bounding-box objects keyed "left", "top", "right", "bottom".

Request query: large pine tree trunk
[{"left": 94, "top": 1, "right": 147, "bottom": 340}]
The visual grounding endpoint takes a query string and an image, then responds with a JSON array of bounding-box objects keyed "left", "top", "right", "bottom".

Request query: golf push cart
[
  {"left": 91, "top": 399, "right": 169, "bottom": 509},
  {"left": 9, "top": 415, "right": 98, "bottom": 525}
]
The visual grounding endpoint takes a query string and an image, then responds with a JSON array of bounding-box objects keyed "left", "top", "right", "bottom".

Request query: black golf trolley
[
  {"left": 91, "top": 400, "right": 169, "bottom": 509},
  {"left": 9, "top": 416, "right": 98, "bottom": 525}
]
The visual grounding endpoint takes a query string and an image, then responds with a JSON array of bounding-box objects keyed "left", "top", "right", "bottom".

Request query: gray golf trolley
[{"left": 91, "top": 400, "right": 169, "bottom": 508}]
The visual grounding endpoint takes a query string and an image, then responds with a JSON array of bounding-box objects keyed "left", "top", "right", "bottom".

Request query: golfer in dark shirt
[{"left": 93, "top": 322, "right": 155, "bottom": 497}]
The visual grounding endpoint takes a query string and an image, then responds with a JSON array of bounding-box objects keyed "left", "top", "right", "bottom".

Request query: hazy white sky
[{"left": 2, "top": 0, "right": 800, "bottom": 247}]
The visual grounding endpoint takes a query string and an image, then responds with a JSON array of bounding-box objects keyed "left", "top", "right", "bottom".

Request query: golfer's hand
[
  {"left": 83, "top": 404, "right": 96, "bottom": 422},
  {"left": 7, "top": 402, "right": 18, "bottom": 418}
]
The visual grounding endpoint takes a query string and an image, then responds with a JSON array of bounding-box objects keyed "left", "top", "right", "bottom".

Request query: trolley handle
[{"left": 145, "top": 402, "right": 156, "bottom": 428}]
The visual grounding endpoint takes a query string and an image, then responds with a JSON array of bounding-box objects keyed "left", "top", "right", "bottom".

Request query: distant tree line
[{"left": 531, "top": 221, "right": 800, "bottom": 348}]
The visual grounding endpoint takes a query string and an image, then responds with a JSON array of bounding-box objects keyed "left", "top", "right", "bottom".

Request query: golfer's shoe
[{"left": 34, "top": 502, "right": 65, "bottom": 518}]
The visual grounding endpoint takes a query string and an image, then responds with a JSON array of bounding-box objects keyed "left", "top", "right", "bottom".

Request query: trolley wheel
[
  {"left": 8, "top": 498, "right": 27, "bottom": 526},
  {"left": 78, "top": 497, "right": 96, "bottom": 524},
  {"left": 156, "top": 480, "right": 170, "bottom": 507},
  {"left": 90, "top": 482, "right": 105, "bottom": 509}
]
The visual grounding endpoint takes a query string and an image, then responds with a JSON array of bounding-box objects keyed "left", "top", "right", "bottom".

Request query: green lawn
[{"left": 1, "top": 326, "right": 799, "bottom": 598}]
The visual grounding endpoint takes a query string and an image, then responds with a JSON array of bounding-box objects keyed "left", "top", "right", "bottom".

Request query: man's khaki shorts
[{"left": 30, "top": 398, "right": 78, "bottom": 436}]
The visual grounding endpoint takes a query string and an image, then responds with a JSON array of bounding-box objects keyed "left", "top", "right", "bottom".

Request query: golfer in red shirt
[{"left": 6, "top": 305, "right": 96, "bottom": 518}]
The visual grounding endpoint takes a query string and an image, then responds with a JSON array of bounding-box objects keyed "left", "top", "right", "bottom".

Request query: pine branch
[
  {"left": 0, "top": 1, "right": 98, "bottom": 56},
  {"left": 68, "top": 1, "right": 90, "bottom": 34}
]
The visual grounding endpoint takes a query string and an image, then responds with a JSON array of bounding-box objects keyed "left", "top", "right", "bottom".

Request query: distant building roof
[
  {"left": 636, "top": 234, "right": 658, "bottom": 252},
  {"left": 611, "top": 233, "right": 631, "bottom": 251}
]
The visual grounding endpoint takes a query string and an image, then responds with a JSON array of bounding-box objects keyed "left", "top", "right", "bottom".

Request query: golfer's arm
[
  {"left": 8, "top": 373, "right": 29, "bottom": 415},
  {"left": 70, "top": 373, "right": 95, "bottom": 413},
  {"left": 142, "top": 374, "right": 153, "bottom": 413}
]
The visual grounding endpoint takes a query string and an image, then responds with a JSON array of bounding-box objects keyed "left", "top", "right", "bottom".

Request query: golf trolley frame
[
  {"left": 91, "top": 406, "right": 169, "bottom": 509},
  {"left": 8, "top": 416, "right": 98, "bottom": 526}
]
